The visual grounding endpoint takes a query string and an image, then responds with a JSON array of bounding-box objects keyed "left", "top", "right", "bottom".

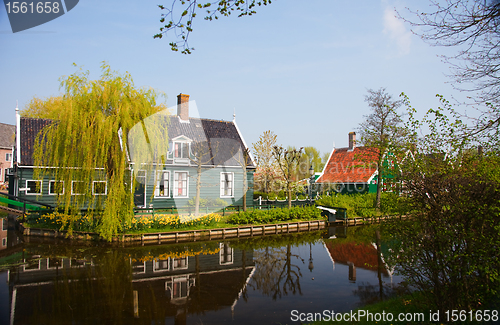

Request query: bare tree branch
[{"left": 155, "top": 0, "right": 272, "bottom": 54}]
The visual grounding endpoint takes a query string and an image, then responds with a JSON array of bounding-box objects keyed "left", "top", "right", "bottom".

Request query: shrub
[
  {"left": 227, "top": 205, "right": 321, "bottom": 225},
  {"left": 186, "top": 198, "right": 228, "bottom": 207},
  {"left": 316, "top": 193, "right": 379, "bottom": 218}
]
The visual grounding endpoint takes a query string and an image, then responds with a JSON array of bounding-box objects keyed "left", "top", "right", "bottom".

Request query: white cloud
[{"left": 383, "top": 6, "right": 411, "bottom": 56}]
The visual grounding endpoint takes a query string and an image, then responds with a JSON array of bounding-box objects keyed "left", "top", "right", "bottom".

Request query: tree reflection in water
[
  {"left": 2, "top": 227, "right": 404, "bottom": 325},
  {"left": 35, "top": 250, "right": 134, "bottom": 324},
  {"left": 251, "top": 244, "right": 305, "bottom": 300}
]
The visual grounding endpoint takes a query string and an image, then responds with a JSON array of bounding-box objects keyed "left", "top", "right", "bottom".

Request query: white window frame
[
  {"left": 92, "top": 181, "right": 107, "bottom": 195},
  {"left": 71, "top": 181, "right": 85, "bottom": 195},
  {"left": 173, "top": 141, "right": 190, "bottom": 159},
  {"left": 26, "top": 180, "right": 42, "bottom": 195},
  {"left": 5, "top": 153, "right": 12, "bottom": 162},
  {"left": 219, "top": 243, "right": 234, "bottom": 265},
  {"left": 172, "top": 257, "right": 188, "bottom": 270},
  {"left": 48, "top": 180, "right": 65, "bottom": 195},
  {"left": 170, "top": 136, "right": 192, "bottom": 164},
  {"left": 47, "top": 257, "right": 63, "bottom": 269},
  {"left": 153, "top": 258, "right": 170, "bottom": 272},
  {"left": 154, "top": 171, "right": 170, "bottom": 198},
  {"left": 23, "top": 258, "right": 41, "bottom": 271},
  {"left": 131, "top": 259, "right": 146, "bottom": 274},
  {"left": 173, "top": 171, "right": 189, "bottom": 198},
  {"left": 220, "top": 172, "right": 234, "bottom": 198}
]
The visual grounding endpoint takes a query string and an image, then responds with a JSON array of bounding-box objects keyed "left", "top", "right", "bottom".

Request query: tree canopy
[
  {"left": 386, "top": 92, "right": 500, "bottom": 312},
  {"left": 252, "top": 130, "right": 279, "bottom": 193},
  {"left": 272, "top": 146, "right": 303, "bottom": 209},
  {"left": 357, "top": 87, "right": 405, "bottom": 208},
  {"left": 29, "top": 63, "right": 167, "bottom": 240}
]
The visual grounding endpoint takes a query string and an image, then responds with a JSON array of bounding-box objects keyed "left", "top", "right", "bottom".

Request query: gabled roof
[
  {"left": 18, "top": 116, "right": 255, "bottom": 168},
  {"left": 0, "top": 122, "right": 15, "bottom": 149},
  {"left": 316, "top": 146, "right": 379, "bottom": 184},
  {"left": 19, "top": 117, "right": 53, "bottom": 166},
  {"left": 166, "top": 116, "right": 254, "bottom": 167}
]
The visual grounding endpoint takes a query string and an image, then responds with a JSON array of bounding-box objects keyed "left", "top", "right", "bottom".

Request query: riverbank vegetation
[
  {"left": 24, "top": 205, "right": 325, "bottom": 235},
  {"left": 23, "top": 191, "right": 406, "bottom": 235},
  {"left": 315, "top": 192, "right": 408, "bottom": 218}
]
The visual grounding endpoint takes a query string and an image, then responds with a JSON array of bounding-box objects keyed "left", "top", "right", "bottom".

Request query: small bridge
[{"left": 0, "top": 192, "right": 53, "bottom": 216}]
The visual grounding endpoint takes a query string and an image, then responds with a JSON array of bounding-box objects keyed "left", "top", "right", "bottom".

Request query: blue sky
[{"left": 0, "top": 0, "right": 466, "bottom": 156}]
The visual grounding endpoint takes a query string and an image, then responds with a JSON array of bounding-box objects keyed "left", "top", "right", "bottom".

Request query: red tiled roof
[{"left": 316, "top": 146, "right": 379, "bottom": 184}]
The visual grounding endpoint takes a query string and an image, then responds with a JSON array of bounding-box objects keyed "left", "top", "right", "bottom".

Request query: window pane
[
  {"left": 174, "top": 172, "right": 188, "bottom": 197},
  {"left": 221, "top": 173, "right": 233, "bottom": 197},
  {"left": 93, "top": 182, "right": 107, "bottom": 195},
  {"left": 26, "top": 180, "right": 41, "bottom": 194},
  {"left": 156, "top": 171, "right": 169, "bottom": 197},
  {"left": 175, "top": 143, "right": 180, "bottom": 158},
  {"left": 72, "top": 181, "right": 85, "bottom": 195},
  {"left": 49, "top": 181, "right": 64, "bottom": 195},
  {"left": 182, "top": 143, "right": 189, "bottom": 158}
]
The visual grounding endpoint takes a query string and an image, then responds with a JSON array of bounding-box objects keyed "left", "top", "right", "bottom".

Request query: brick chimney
[
  {"left": 177, "top": 93, "right": 190, "bottom": 121},
  {"left": 348, "top": 132, "right": 356, "bottom": 151}
]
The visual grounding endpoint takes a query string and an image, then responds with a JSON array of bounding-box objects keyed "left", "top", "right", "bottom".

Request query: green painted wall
[
  {"left": 138, "top": 166, "right": 254, "bottom": 209},
  {"left": 14, "top": 167, "right": 107, "bottom": 208},
  {"left": 14, "top": 166, "right": 255, "bottom": 211}
]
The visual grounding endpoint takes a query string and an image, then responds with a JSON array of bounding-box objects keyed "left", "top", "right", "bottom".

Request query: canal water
[{"left": 0, "top": 217, "right": 403, "bottom": 325}]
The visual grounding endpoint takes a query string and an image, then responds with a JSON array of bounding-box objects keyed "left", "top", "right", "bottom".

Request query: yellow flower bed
[
  {"left": 128, "top": 213, "right": 222, "bottom": 231},
  {"left": 28, "top": 212, "right": 223, "bottom": 233}
]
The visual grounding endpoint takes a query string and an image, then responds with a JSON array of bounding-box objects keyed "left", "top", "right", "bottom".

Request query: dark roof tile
[{"left": 19, "top": 116, "right": 254, "bottom": 168}]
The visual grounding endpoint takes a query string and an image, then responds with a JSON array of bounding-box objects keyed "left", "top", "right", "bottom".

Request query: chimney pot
[
  {"left": 177, "top": 93, "right": 190, "bottom": 121},
  {"left": 348, "top": 132, "right": 356, "bottom": 151}
]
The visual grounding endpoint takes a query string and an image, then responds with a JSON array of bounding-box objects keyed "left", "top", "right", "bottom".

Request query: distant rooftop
[{"left": 0, "top": 122, "right": 15, "bottom": 149}]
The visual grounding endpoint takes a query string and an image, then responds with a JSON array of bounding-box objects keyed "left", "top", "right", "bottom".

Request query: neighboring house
[
  {"left": 10, "top": 94, "right": 256, "bottom": 210},
  {"left": 316, "top": 132, "right": 380, "bottom": 194},
  {"left": 0, "top": 123, "right": 15, "bottom": 188}
]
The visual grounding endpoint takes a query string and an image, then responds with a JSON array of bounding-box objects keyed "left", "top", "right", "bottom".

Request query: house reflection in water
[
  {"left": 323, "top": 227, "right": 392, "bottom": 282},
  {"left": 0, "top": 217, "right": 22, "bottom": 251},
  {"left": 8, "top": 242, "right": 254, "bottom": 325}
]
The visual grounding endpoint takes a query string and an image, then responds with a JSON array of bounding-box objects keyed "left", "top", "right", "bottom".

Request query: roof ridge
[{"left": 191, "top": 117, "right": 233, "bottom": 124}]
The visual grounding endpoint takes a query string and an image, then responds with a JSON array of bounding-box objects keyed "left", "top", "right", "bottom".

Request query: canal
[{"left": 0, "top": 217, "right": 403, "bottom": 324}]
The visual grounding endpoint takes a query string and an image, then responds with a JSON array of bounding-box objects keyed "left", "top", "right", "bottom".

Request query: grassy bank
[
  {"left": 24, "top": 205, "right": 324, "bottom": 234},
  {"left": 307, "top": 292, "right": 435, "bottom": 325},
  {"left": 308, "top": 291, "right": 499, "bottom": 325},
  {"left": 315, "top": 192, "right": 409, "bottom": 218}
]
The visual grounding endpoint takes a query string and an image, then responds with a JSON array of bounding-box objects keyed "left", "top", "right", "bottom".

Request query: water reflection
[{"left": 0, "top": 220, "right": 403, "bottom": 325}]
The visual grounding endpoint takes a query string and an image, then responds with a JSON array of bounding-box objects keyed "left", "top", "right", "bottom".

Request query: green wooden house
[
  {"left": 10, "top": 94, "right": 256, "bottom": 211},
  {"left": 315, "top": 132, "right": 407, "bottom": 194}
]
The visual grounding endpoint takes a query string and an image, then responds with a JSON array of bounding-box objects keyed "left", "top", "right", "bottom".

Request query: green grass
[{"left": 308, "top": 293, "right": 436, "bottom": 325}]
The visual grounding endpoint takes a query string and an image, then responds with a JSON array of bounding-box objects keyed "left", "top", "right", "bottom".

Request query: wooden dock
[{"left": 329, "top": 214, "right": 408, "bottom": 226}]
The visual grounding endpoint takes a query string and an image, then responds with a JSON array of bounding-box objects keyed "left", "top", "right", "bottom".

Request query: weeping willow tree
[{"left": 31, "top": 63, "right": 168, "bottom": 240}]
